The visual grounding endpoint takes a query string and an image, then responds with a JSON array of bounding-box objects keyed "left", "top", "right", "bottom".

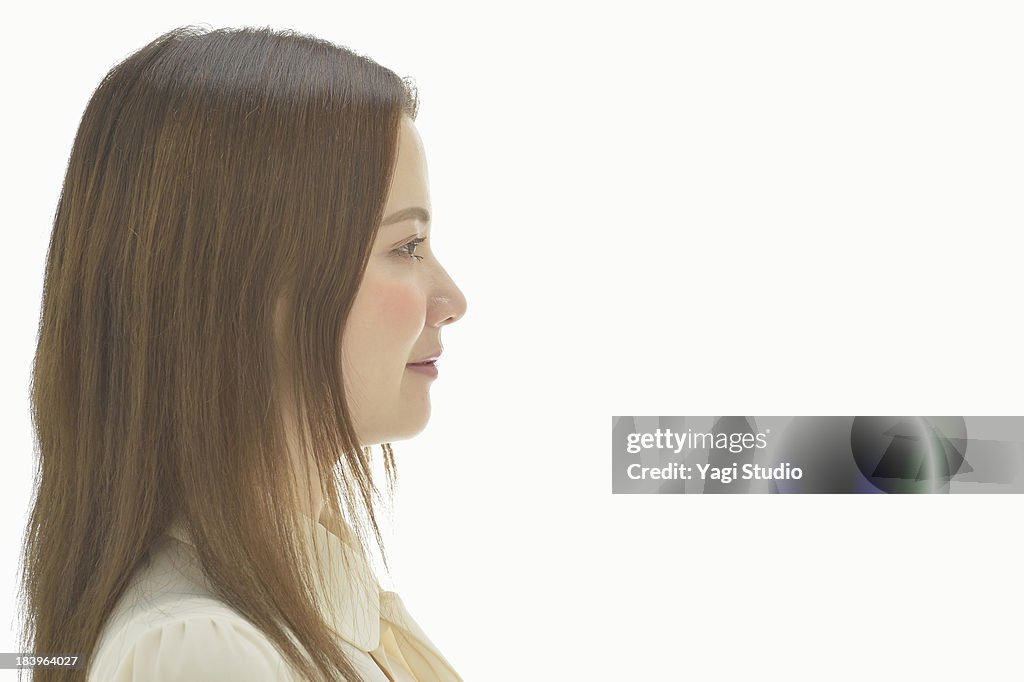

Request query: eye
[{"left": 393, "top": 237, "right": 426, "bottom": 262}]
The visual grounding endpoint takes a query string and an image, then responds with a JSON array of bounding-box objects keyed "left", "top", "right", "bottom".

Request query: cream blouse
[{"left": 86, "top": 510, "right": 463, "bottom": 681}]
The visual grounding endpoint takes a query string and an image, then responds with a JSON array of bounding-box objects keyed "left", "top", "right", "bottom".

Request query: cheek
[
  {"left": 371, "top": 280, "right": 423, "bottom": 335},
  {"left": 350, "top": 274, "right": 424, "bottom": 352}
]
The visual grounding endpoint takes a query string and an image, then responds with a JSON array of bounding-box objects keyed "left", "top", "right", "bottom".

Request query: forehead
[{"left": 383, "top": 117, "right": 430, "bottom": 218}]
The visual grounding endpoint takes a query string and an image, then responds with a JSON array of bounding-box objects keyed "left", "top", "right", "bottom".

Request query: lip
[
  {"left": 405, "top": 361, "right": 438, "bottom": 378},
  {"left": 409, "top": 349, "right": 442, "bottom": 364}
]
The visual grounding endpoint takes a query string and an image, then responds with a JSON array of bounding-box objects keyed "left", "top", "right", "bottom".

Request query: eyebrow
[{"left": 381, "top": 206, "right": 431, "bottom": 226}]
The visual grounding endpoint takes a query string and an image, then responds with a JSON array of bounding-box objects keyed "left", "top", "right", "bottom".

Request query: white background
[{"left": 3, "top": 1, "right": 1023, "bottom": 680}]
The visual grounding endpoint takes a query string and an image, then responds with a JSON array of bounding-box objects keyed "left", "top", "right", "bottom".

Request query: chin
[
  {"left": 369, "top": 412, "right": 431, "bottom": 444},
  {"left": 395, "top": 419, "right": 430, "bottom": 441}
]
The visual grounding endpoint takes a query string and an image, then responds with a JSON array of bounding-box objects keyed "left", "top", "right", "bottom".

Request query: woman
[{"left": 18, "top": 24, "right": 467, "bottom": 682}]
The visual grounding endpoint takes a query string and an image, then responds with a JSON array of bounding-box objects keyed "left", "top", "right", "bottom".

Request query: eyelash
[{"left": 393, "top": 237, "right": 426, "bottom": 262}]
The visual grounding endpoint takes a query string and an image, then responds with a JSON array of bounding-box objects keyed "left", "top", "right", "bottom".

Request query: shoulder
[
  {"left": 90, "top": 610, "right": 295, "bottom": 682},
  {"left": 88, "top": 536, "right": 296, "bottom": 681}
]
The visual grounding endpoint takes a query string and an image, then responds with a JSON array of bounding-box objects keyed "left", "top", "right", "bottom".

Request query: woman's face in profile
[{"left": 341, "top": 115, "right": 467, "bottom": 444}]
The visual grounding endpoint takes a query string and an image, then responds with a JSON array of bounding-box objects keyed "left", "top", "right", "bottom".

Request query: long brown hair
[{"left": 19, "top": 24, "right": 419, "bottom": 681}]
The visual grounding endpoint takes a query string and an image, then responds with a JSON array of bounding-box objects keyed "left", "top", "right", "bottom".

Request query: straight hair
[{"left": 19, "top": 24, "right": 419, "bottom": 682}]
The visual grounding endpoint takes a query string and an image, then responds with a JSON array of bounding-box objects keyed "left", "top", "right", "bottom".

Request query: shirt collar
[
  {"left": 163, "top": 509, "right": 463, "bottom": 680},
  {"left": 163, "top": 509, "right": 381, "bottom": 651},
  {"left": 314, "top": 508, "right": 464, "bottom": 680}
]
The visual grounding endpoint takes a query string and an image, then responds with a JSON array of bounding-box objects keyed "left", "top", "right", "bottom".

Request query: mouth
[{"left": 406, "top": 360, "right": 438, "bottom": 378}]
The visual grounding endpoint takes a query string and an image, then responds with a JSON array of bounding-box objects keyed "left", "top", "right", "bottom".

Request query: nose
[{"left": 430, "top": 264, "right": 467, "bottom": 328}]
